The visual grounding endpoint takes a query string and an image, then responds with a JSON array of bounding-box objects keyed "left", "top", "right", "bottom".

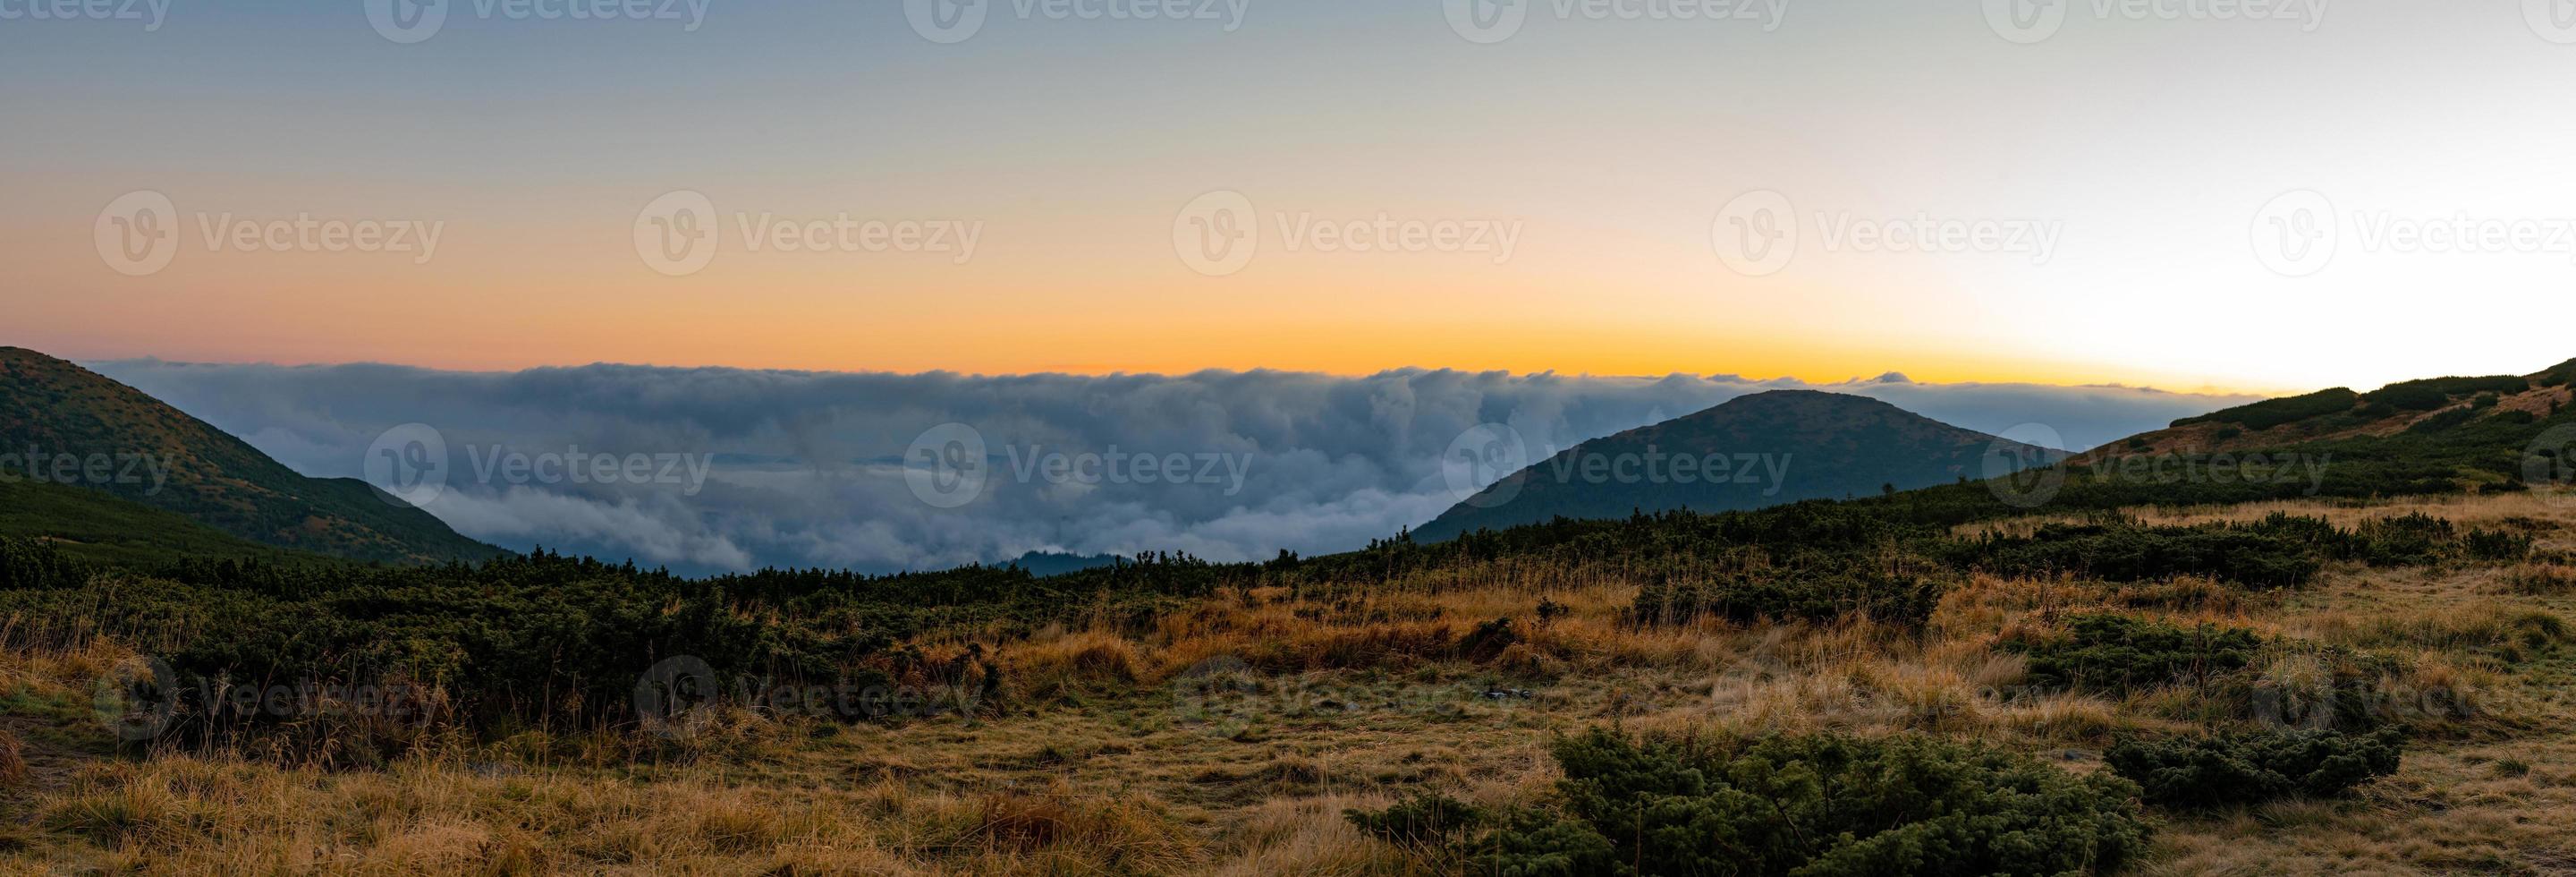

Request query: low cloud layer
[{"left": 87, "top": 360, "right": 2258, "bottom": 575}]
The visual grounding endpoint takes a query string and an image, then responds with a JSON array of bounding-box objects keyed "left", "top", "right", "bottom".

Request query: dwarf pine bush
[
  {"left": 1354, "top": 728, "right": 2149, "bottom": 877},
  {"left": 2107, "top": 727, "right": 2404, "bottom": 810}
]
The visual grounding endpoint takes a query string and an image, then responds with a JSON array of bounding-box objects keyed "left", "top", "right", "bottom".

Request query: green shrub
[
  {"left": 2364, "top": 376, "right": 2529, "bottom": 412},
  {"left": 2174, "top": 388, "right": 2359, "bottom": 430},
  {"left": 1344, "top": 792, "right": 1486, "bottom": 851},
  {"left": 1381, "top": 729, "right": 2150, "bottom": 876},
  {"left": 1957, "top": 523, "right": 2318, "bottom": 589},
  {"left": 2010, "top": 614, "right": 2262, "bottom": 695},
  {"left": 2406, "top": 407, "right": 2478, "bottom": 433},
  {"left": 0, "top": 550, "right": 1217, "bottom": 750},
  {"left": 2539, "top": 357, "right": 2576, "bottom": 387},
  {"left": 1631, "top": 557, "right": 1945, "bottom": 626},
  {"left": 0, "top": 537, "right": 87, "bottom": 592},
  {"left": 2464, "top": 528, "right": 2534, "bottom": 563},
  {"left": 2106, "top": 727, "right": 2404, "bottom": 810}
]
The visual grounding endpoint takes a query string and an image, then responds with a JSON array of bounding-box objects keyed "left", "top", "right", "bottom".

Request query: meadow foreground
[{"left": 4, "top": 490, "right": 2574, "bottom": 874}]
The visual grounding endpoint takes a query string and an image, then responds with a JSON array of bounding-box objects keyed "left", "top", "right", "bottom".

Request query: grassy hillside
[
  {"left": 1413, "top": 389, "right": 2060, "bottom": 542},
  {"left": 2106, "top": 360, "right": 2576, "bottom": 462},
  {"left": 0, "top": 479, "right": 312, "bottom": 568},
  {"left": 0, "top": 347, "right": 499, "bottom": 565}
]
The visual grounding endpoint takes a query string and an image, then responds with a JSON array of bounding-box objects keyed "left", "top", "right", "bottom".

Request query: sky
[{"left": 6, "top": 1, "right": 2576, "bottom": 396}]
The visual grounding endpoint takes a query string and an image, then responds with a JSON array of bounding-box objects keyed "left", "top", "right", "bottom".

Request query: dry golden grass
[
  {"left": 1960, "top": 489, "right": 2576, "bottom": 546},
  {"left": 0, "top": 726, "right": 25, "bottom": 788},
  {"left": 5, "top": 490, "right": 2576, "bottom": 874}
]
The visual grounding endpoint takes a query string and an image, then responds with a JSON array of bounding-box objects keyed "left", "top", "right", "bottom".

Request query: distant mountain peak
[{"left": 1411, "top": 390, "right": 2055, "bottom": 542}]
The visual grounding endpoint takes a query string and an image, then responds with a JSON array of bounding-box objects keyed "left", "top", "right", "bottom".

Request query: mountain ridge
[
  {"left": 1412, "top": 389, "right": 2062, "bottom": 542},
  {"left": 0, "top": 346, "right": 500, "bottom": 565}
]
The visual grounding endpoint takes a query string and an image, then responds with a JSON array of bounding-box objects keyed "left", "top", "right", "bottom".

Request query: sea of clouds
[{"left": 87, "top": 360, "right": 2256, "bottom": 575}]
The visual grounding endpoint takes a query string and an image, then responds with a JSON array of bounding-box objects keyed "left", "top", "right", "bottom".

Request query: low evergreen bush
[
  {"left": 1352, "top": 729, "right": 2150, "bottom": 877},
  {"left": 2106, "top": 728, "right": 2404, "bottom": 810}
]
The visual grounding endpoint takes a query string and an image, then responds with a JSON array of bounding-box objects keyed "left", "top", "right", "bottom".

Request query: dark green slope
[
  {"left": 0, "top": 346, "right": 500, "bottom": 565},
  {"left": 1413, "top": 390, "right": 2061, "bottom": 542},
  {"left": 0, "top": 477, "right": 318, "bottom": 568}
]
